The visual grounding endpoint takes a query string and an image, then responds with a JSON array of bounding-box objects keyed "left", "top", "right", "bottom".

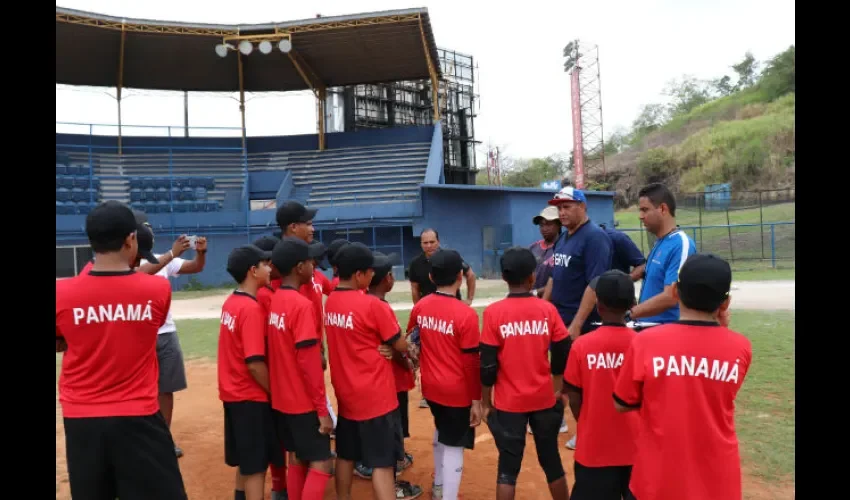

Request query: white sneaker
[
  {"left": 559, "top": 419, "right": 569, "bottom": 434},
  {"left": 527, "top": 424, "right": 533, "bottom": 434},
  {"left": 565, "top": 435, "right": 576, "bottom": 449},
  {"left": 431, "top": 483, "right": 443, "bottom": 500}
]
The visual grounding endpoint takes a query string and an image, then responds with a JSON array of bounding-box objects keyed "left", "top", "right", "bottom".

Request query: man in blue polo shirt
[
  {"left": 599, "top": 222, "right": 646, "bottom": 281},
  {"left": 628, "top": 183, "right": 696, "bottom": 325}
]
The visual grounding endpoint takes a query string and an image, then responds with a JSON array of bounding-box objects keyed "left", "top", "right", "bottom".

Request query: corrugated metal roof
[{"left": 56, "top": 6, "right": 441, "bottom": 92}]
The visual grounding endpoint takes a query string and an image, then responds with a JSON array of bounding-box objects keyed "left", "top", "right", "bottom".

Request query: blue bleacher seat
[
  {"left": 77, "top": 165, "right": 92, "bottom": 178},
  {"left": 129, "top": 177, "right": 143, "bottom": 190},
  {"left": 143, "top": 201, "right": 158, "bottom": 214},
  {"left": 56, "top": 187, "right": 71, "bottom": 202},
  {"left": 56, "top": 201, "right": 61, "bottom": 213},
  {"left": 193, "top": 186, "right": 207, "bottom": 200},
  {"left": 58, "top": 201, "right": 75, "bottom": 215},
  {"left": 155, "top": 200, "right": 171, "bottom": 213},
  {"left": 155, "top": 177, "right": 170, "bottom": 189},
  {"left": 71, "top": 188, "right": 86, "bottom": 202},
  {"left": 142, "top": 187, "right": 156, "bottom": 202},
  {"left": 204, "top": 201, "right": 220, "bottom": 212},
  {"left": 130, "top": 189, "right": 142, "bottom": 202},
  {"left": 142, "top": 177, "right": 157, "bottom": 190},
  {"left": 170, "top": 186, "right": 181, "bottom": 201},
  {"left": 155, "top": 187, "right": 169, "bottom": 201},
  {"left": 173, "top": 201, "right": 190, "bottom": 213},
  {"left": 56, "top": 164, "right": 68, "bottom": 175},
  {"left": 73, "top": 176, "right": 89, "bottom": 189},
  {"left": 77, "top": 202, "right": 93, "bottom": 215},
  {"left": 61, "top": 176, "right": 75, "bottom": 189},
  {"left": 180, "top": 186, "right": 194, "bottom": 201}
]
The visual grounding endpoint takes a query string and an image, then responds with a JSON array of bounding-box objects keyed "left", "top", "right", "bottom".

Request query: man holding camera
[{"left": 140, "top": 229, "right": 209, "bottom": 458}]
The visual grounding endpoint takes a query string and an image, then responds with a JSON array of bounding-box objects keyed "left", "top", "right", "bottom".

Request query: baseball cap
[
  {"left": 370, "top": 251, "right": 401, "bottom": 286},
  {"left": 309, "top": 240, "right": 329, "bottom": 270},
  {"left": 133, "top": 209, "right": 149, "bottom": 226},
  {"left": 533, "top": 206, "right": 560, "bottom": 225},
  {"left": 135, "top": 223, "right": 159, "bottom": 264},
  {"left": 276, "top": 201, "right": 318, "bottom": 229},
  {"left": 676, "top": 253, "right": 732, "bottom": 312},
  {"left": 589, "top": 270, "right": 635, "bottom": 310},
  {"left": 252, "top": 235, "right": 280, "bottom": 252},
  {"left": 226, "top": 244, "right": 272, "bottom": 283},
  {"left": 271, "top": 237, "right": 326, "bottom": 275},
  {"left": 85, "top": 200, "right": 138, "bottom": 250},
  {"left": 430, "top": 249, "right": 464, "bottom": 279},
  {"left": 548, "top": 186, "right": 587, "bottom": 205},
  {"left": 326, "top": 239, "right": 350, "bottom": 267},
  {"left": 499, "top": 246, "right": 538, "bottom": 285},
  {"left": 335, "top": 242, "right": 375, "bottom": 278}
]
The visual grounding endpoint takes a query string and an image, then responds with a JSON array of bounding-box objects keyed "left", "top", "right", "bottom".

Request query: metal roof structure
[{"left": 55, "top": 6, "right": 442, "bottom": 92}]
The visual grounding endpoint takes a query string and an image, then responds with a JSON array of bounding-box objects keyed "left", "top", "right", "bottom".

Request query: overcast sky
[{"left": 56, "top": 0, "right": 795, "bottom": 162}]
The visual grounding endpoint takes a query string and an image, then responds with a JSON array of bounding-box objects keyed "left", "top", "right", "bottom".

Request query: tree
[
  {"left": 630, "top": 103, "right": 668, "bottom": 142},
  {"left": 759, "top": 45, "right": 794, "bottom": 100},
  {"left": 712, "top": 75, "right": 735, "bottom": 97},
  {"left": 663, "top": 76, "right": 712, "bottom": 117},
  {"left": 501, "top": 156, "right": 570, "bottom": 188},
  {"left": 732, "top": 51, "right": 758, "bottom": 91}
]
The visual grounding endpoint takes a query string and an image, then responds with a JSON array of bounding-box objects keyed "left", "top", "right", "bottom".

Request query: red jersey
[
  {"left": 407, "top": 293, "right": 481, "bottom": 407},
  {"left": 257, "top": 284, "right": 275, "bottom": 317},
  {"left": 55, "top": 270, "right": 171, "bottom": 418},
  {"left": 79, "top": 260, "right": 93, "bottom": 275},
  {"left": 314, "top": 271, "right": 333, "bottom": 295},
  {"left": 270, "top": 278, "right": 282, "bottom": 289},
  {"left": 325, "top": 288, "right": 400, "bottom": 420},
  {"left": 480, "top": 293, "right": 568, "bottom": 413},
  {"left": 565, "top": 324, "right": 639, "bottom": 467},
  {"left": 613, "top": 321, "right": 753, "bottom": 500},
  {"left": 267, "top": 287, "right": 327, "bottom": 415},
  {"left": 217, "top": 292, "right": 268, "bottom": 403},
  {"left": 300, "top": 274, "right": 325, "bottom": 339},
  {"left": 326, "top": 276, "right": 339, "bottom": 295},
  {"left": 374, "top": 297, "right": 415, "bottom": 393}
]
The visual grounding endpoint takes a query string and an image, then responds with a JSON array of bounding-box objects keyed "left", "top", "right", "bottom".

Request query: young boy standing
[
  {"left": 563, "top": 270, "right": 640, "bottom": 500},
  {"left": 407, "top": 249, "right": 482, "bottom": 500},
  {"left": 267, "top": 237, "right": 335, "bottom": 500},
  {"left": 480, "top": 247, "right": 571, "bottom": 500},
  {"left": 324, "top": 242, "right": 409, "bottom": 500},
  {"left": 614, "top": 253, "right": 752, "bottom": 500},
  {"left": 218, "top": 244, "right": 285, "bottom": 500}
]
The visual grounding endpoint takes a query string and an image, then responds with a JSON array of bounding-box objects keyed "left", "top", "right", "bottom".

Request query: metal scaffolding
[{"left": 325, "top": 47, "right": 479, "bottom": 184}]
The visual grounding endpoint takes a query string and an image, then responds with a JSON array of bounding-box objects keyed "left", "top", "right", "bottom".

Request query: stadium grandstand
[{"left": 55, "top": 6, "right": 615, "bottom": 288}]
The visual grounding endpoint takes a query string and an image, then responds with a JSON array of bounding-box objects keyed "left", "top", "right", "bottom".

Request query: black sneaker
[
  {"left": 395, "top": 480, "right": 423, "bottom": 499},
  {"left": 174, "top": 445, "right": 184, "bottom": 458},
  {"left": 271, "top": 490, "right": 289, "bottom": 500}
]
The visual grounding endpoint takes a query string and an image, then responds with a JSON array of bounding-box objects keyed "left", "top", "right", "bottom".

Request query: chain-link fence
[{"left": 619, "top": 188, "right": 795, "bottom": 269}]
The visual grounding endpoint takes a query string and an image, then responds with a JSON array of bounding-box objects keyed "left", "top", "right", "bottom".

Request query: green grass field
[{"left": 165, "top": 308, "right": 794, "bottom": 483}]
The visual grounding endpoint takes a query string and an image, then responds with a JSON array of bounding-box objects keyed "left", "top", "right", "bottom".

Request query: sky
[{"left": 55, "top": 0, "right": 795, "bottom": 163}]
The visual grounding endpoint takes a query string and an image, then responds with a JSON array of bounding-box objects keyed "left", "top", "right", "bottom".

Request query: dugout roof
[{"left": 56, "top": 6, "right": 442, "bottom": 92}]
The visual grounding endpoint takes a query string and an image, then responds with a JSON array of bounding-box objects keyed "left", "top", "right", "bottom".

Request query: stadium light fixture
[
  {"left": 278, "top": 39, "right": 292, "bottom": 53},
  {"left": 238, "top": 40, "right": 253, "bottom": 56},
  {"left": 258, "top": 41, "right": 273, "bottom": 54},
  {"left": 215, "top": 43, "right": 234, "bottom": 58}
]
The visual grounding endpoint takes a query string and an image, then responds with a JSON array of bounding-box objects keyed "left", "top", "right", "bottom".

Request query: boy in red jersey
[
  {"left": 267, "top": 237, "right": 335, "bottom": 500},
  {"left": 480, "top": 247, "right": 570, "bottom": 500},
  {"left": 219, "top": 244, "right": 285, "bottom": 500},
  {"left": 322, "top": 238, "right": 350, "bottom": 293},
  {"left": 613, "top": 253, "right": 752, "bottom": 500},
  {"left": 56, "top": 201, "right": 187, "bottom": 499},
  {"left": 406, "top": 249, "right": 482, "bottom": 500},
  {"left": 325, "top": 242, "right": 410, "bottom": 500},
  {"left": 356, "top": 251, "right": 424, "bottom": 500},
  {"left": 564, "top": 270, "right": 640, "bottom": 500}
]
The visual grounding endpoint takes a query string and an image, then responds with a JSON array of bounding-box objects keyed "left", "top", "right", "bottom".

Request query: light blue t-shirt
[{"left": 638, "top": 229, "right": 696, "bottom": 324}]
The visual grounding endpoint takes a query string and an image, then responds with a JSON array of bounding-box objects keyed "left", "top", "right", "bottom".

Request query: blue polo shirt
[
  {"left": 638, "top": 228, "right": 696, "bottom": 324},
  {"left": 550, "top": 220, "right": 612, "bottom": 325},
  {"left": 603, "top": 228, "right": 646, "bottom": 274}
]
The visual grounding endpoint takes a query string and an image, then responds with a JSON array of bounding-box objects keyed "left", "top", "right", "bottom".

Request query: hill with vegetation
[{"left": 487, "top": 46, "right": 795, "bottom": 207}]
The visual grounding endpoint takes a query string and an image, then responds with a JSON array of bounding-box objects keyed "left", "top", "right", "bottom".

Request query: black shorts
[
  {"left": 224, "top": 401, "right": 285, "bottom": 475},
  {"left": 487, "top": 401, "right": 566, "bottom": 483},
  {"left": 572, "top": 461, "right": 634, "bottom": 500},
  {"left": 64, "top": 412, "right": 187, "bottom": 500},
  {"left": 428, "top": 400, "right": 475, "bottom": 450},
  {"left": 273, "top": 410, "right": 333, "bottom": 463},
  {"left": 397, "top": 391, "right": 410, "bottom": 438},
  {"left": 335, "top": 409, "right": 404, "bottom": 469}
]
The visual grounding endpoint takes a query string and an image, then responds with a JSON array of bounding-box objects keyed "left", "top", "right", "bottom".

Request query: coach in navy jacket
[{"left": 542, "top": 187, "right": 612, "bottom": 340}]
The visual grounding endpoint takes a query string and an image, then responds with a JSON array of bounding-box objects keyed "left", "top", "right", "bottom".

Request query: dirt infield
[{"left": 56, "top": 360, "right": 792, "bottom": 499}]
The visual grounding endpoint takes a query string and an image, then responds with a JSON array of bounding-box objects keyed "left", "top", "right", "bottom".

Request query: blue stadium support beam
[
  {"left": 237, "top": 51, "right": 247, "bottom": 154},
  {"left": 418, "top": 15, "right": 441, "bottom": 123},
  {"left": 117, "top": 24, "right": 126, "bottom": 155},
  {"left": 287, "top": 48, "right": 327, "bottom": 150}
]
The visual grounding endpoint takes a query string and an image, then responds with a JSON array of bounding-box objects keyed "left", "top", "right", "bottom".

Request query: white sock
[
  {"left": 326, "top": 395, "right": 337, "bottom": 428},
  {"left": 441, "top": 445, "right": 464, "bottom": 500},
  {"left": 432, "top": 430, "right": 445, "bottom": 486}
]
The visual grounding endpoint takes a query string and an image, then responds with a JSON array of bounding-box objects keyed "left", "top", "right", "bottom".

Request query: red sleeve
[
  {"left": 462, "top": 310, "right": 481, "bottom": 401},
  {"left": 294, "top": 302, "right": 328, "bottom": 416},
  {"left": 257, "top": 288, "right": 272, "bottom": 317},
  {"left": 549, "top": 303, "right": 569, "bottom": 343},
  {"left": 479, "top": 307, "right": 500, "bottom": 347},
  {"left": 240, "top": 304, "right": 267, "bottom": 361},
  {"left": 564, "top": 338, "right": 583, "bottom": 390},
  {"left": 613, "top": 338, "right": 644, "bottom": 408},
  {"left": 318, "top": 273, "right": 332, "bottom": 295},
  {"left": 372, "top": 299, "right": 401, "bottom": 343},
  {"left": 406, "top": 303, "right": 419, "bottom": 333}
]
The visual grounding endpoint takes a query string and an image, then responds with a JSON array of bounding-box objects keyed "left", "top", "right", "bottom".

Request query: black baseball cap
[
  {"left": 276, "top": 201, "right": 318, "bottom": 229},
  {"left": 135, "top": 223, "right": 159, "bottom": 264},
  {"left": 676, "top": 253, "right": 732, "bottom": 312},
  {"left": 326, "top": 239, "right": 350, "bottom": 267},
  {"left": 335, "top": 242, "right": 375, "bottom": 278},
  {"left": 252, "top": 235, "right": 280, "bottom": 252},
  {"left": 310, "top": 241, "right": 329, "bottom": 270},
  {"left": 226, "top": 244, "right": 272, "bottom": 283},
  {"left": 133, "top": 209, "right": 149, "bottom": 226},
  {"left": 500, "top": 246, "right": 537, "bottom": 285},
  {"left": 430, "top": 249, "right": 464, "bottom": 283},
  {"left": 589, "top": 270, "right": 635, "bottom": 310},
  {"left": 272, "top": 237, "right": 325, "bottom": 275},
  {"left": 86, "top": 200, "right": 138, "bottom": 250},
  {"left": 370, "top": 251, "right": 401, "bottom": 286}
]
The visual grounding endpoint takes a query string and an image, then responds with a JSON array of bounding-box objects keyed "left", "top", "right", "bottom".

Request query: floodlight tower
[{"left": 563, "top": 40, "right": 605, "bottom": 189}]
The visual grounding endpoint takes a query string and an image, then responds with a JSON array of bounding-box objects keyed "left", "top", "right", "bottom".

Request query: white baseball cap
[{"left": 533, "top": 206, "right": 560, "bottom": 225}]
